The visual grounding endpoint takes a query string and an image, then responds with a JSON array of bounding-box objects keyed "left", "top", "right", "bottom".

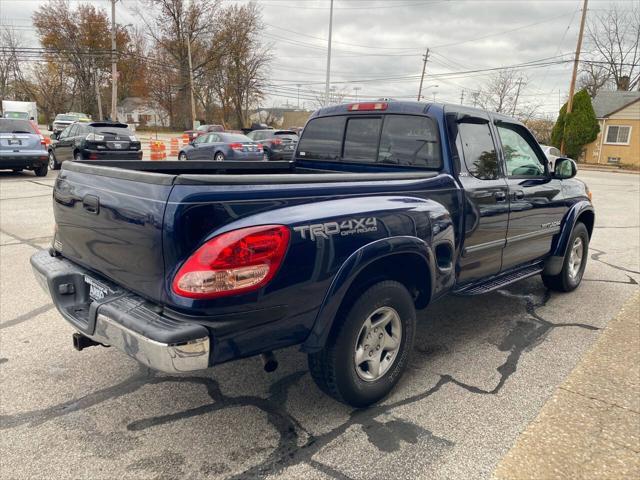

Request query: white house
[{"left": 116, "top": 97, "right": 169, "bottom": 128}]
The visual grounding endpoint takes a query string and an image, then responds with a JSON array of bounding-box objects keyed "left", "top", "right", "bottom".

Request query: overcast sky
[{"left": 1, "top": 0, "right": 635, "bottom": 116}]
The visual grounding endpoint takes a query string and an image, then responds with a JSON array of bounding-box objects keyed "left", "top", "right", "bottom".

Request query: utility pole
[
  {"left": 110, "top": 0, "right": 117, "bottom": 121},
  {"left": 324, "top": 0, "right": 334, "bottom": 106},
  {"left": 417, "top": 48, "right": 430, "bottom": 101},
  {"left": 561, "top": 0, "right": 588, "bottom": 155},
  {"left": 296, "top": 84, "right": 301, "bottom": 109},
  {"left": 354, "top": 86, "right": 361, "bottom": 102},
  {"left": 185, "top": 1, "right": 197, "bottom": 129},
  {"left": 94, "top": 67, "right": 103, "bottom": 121},
  {"left": 459, "top": 90, "right": 465, "bottom": 105},
  {"left": 512, "top": 77, "right": 523, "bottom": 116},
  {"left": 472, "top": 91, "right": 479, "bottom": 107}
]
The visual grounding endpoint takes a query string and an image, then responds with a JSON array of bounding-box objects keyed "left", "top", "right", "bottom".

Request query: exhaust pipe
[
  {"left": 72, "top": 332, "right": 100, "bottom": 351},
  {"left": 260, "top": 351, "right": 278, "bottom": 372}
]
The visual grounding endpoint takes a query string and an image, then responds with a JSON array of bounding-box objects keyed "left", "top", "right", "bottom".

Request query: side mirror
[{"left": 554, "top": 157, "right": 577, "bottom": 179}]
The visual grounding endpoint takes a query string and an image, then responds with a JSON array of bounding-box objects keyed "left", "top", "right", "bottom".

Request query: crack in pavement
[
  {"left": 0, "top": 304, "right": 54, "bottom": 330},
  {"left": 590, "top": 247, "right": 640, "bottom": 276},
  {"left": 0, "top": 228, "right": 46, "bottom": 251}
]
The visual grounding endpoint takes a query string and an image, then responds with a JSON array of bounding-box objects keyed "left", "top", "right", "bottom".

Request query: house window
[
  {"left": 605, "top": 125, "right": 631, "bottom": 145},
  {"left": 607, "top": 157, "right": 621, "bottom": 164}
]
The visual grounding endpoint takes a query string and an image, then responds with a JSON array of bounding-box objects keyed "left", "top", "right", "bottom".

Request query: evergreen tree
[{"left": 551, "top": 89, "right": 600, "bottom": 160}]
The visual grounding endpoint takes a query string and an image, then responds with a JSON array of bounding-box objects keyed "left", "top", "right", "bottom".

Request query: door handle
[
  {"left": 512, "top": 190, "right": 525, "bottom": 200},
  {"left": 82, "top": 194, "right": 100, "bottom": 214},
  {"left": 494, "top": 191, "right": 507, "bottom": 202}
]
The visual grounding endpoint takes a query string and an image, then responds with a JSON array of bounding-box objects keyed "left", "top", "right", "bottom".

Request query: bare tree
[
  {"left": 577, "top": 62, "right": 611, "bottom": 97},
  {"left": 139, "top": 0, "right": 222, "bottom": 128},
  {"left": 476, "top": 69, "right": 539, "bottom": 120},
  {"left": 313, "top": 86, "right": 349, "bottom": 108},
  {"left": 585, "top": 4, "right": 640, "bottom": 91},
  {"left": 0, "top": 27, "right": 22, "bottom": 100},
  {"left": 207, "top": 3, "right": 270, "bottom": 128}
]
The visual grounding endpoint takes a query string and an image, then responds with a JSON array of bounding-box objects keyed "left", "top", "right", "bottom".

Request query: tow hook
[
  {"left": 72, "top": 332, "right": 102, "bottom": 351},
  {"left": 260, "top": 351, "right": 278, "bottom": 372}
]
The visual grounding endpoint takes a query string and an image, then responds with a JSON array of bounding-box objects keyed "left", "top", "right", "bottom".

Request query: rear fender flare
[
  {"left": 544, "top": 201, "right": 594, "bottom": 275},
  {"left": 302, "top": 236, "right": 435, "bottom": 352}
]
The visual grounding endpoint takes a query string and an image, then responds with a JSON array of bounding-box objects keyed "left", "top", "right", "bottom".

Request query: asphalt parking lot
[{"left": 1, "top": 169, "right": 638, "bottom": 480}]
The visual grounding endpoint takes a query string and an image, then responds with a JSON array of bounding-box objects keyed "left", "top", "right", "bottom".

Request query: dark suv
[
  {"left": 48, "top": 121, "right": 142, "bottom": 170},
  {"left": 246, "top": 129, "right": 298, "bottom": 160}
]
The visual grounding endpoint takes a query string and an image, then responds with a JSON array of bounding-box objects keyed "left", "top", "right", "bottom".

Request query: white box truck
[{"left": 2, "top": 101, "right": 38, "bottom": 122}]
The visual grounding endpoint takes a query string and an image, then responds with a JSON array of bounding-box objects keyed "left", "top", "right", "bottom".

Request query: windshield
[
  {"left": 56, "top": 115, "right": 77, "bottom": 122},
  {"left": 220, "top": 133, "right": 253, "bottom": 143},
  {"left": 0, "top": 119, "right": 37, "bottom": 134},
  {"left": 94, "top": 125, "right": 134, "bottom": 136},
  {"left": 3, "top": 112, "right": 30, "bottom": 120}
]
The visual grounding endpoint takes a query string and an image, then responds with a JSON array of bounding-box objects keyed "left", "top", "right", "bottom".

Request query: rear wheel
[
  {"left": 214, "top": 152, "right": 225, "bottom": 162},
  {"left": 34, "top": 164, "right": 48, "bottom": 177},
  {"left": 74, "top": 151, "right": 83, "bottom": 162},
  {"left": 542, "top": 222, "right": 589, "bottom": 292},
  {"left": 308, "top": 280, "right": 416, "bottom": 407},
  {"left": 178, "top": 152, "right": 188, "bottom": 161},
  {"left": 48, "top": 151, "right": 60, "bottom": 170}
]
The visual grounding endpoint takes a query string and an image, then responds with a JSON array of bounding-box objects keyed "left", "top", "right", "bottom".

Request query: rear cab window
[
  {"left": 297, "top": 114, "right": 441, "bottom": 169},
  {"left": 0, "top": 119, "right": 36, "bottom": 134}
]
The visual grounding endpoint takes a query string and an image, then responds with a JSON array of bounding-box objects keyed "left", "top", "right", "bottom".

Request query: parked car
[
  {"left": 246, "top": 129, "right": 298, "bottom": 160},
  {"left": 49, "top": 113, "right": 90, "bottom": 136},
  {"left": 540, "top": 144, "right": 568, "bottom": 171},
  {"left": 48, "top": 121, "right": 142, "bottom": 170},
  {"left": 178, "top": 132, "right": 263, "bottom": 161},
  {"left": 0, "top": 118, "right": 49, "bottom": 176},
  {"left": 31, "top": 101, "right": 594, "bottom": 408},
  {"left": 184, "top": 124, "right": 224, "bottom": 142}
]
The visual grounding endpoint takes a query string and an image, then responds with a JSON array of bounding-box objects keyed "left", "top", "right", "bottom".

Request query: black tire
[
  {"left": 34, "top": 164, "right": 48, "bottom": 177},
  {"left": 74, "top": 151, "right": 83, "bottom": 162},
  {"left": 263, "top": 151, "right": 270, "bottom": 161},
  {"left": 542, "top": 222, "right": 589, "bottom": 292},
  {"left": 48, "top": 151, "right": 60, "bottom": 170},
  {"left": 308, "top": 280, "right": 416, "bottom": 407},
  {"left": 214, "top": 152, "right": 225, "bottom": 162},
  {"left": 178, "top": 152, "right": 188, "bottom": 161}
]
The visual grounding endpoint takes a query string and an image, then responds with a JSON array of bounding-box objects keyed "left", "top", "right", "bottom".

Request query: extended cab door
[
  {"left": 494, "top": 120, "right": 565, "bottom": 270},
  {"left": 55, "top": 124, "right": 76, "bottom": 162},
  {"left": 448, "top": 111, "right": 510, "bottom": 284}
]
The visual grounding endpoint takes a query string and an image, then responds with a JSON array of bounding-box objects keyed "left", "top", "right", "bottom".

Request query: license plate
[
  {"left": 113, "top": 143, "right": 122, "bottom": 149},
  {"left": 85, "top": 276, "right": 108, "bottom": 301},
  {"left": 285, "top": 145, "right": 293, "bottom": 150},
  {"left": 8, "top": 139, "right": 21, "bottom": 145}
]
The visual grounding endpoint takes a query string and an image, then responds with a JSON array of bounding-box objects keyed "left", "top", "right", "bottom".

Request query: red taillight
[
  {"left": 172, "top": 225, "right": 290, "bottom": 299},
  {"left": 30, "top": 121, "right": 49, "bottom": 147},
  {"left": 347, "top": 102, "right": 388, "bottom": 111},
  {"left": 271, "top": 138, "right": 282, "bottom": 146},
  {"left": 229, "top": 143, "right": 244, "bottom": 151},
  {"left": 257, "top": 143, "right": 263, "bottom": 150}
]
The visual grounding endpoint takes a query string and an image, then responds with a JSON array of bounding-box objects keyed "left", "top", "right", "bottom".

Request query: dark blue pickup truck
[{"left": 31, "top": 101, "right": 594, "bottom": 407}]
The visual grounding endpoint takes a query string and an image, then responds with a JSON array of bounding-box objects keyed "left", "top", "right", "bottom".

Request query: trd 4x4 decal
[{"left": 294, "top": 217, "right": 378, "bottom": 241}]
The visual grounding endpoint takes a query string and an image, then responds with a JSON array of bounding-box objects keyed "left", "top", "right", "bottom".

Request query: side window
[
  {"left": 497, "top": 123, "right": 546, "bottom": 177},
  {"left": 68, "top": 125, "right": 78, "bottom": 137},
  {"left": 458, "top": 122, "right": 499, "bottom": 180},
  {"left": 378, "top": 115, "right": 441, "bottom": 168},
  {"left": 297, "top": 116, "right": 345, "bottom": 160},
  {"left": 209, "top": 134, "right": 220, "bottom": 142},
  {"left": 343, "top": 117, "right": 381, "bottom": 162},
  {"left": 194, "top": 134, "right": 208, "bottom": 144},
  {"left": 59, "top": 126, "right": 71, "bottom": 139}
]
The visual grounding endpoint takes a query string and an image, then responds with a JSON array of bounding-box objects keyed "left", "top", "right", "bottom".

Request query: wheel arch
[
  {"left": 302, "top": 236, "right": 435, "bottom": 353},
  {"left": 544, "top": 200, "right": 594, "bottom": 276}
]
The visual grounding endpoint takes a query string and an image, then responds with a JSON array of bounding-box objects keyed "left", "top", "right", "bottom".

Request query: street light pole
[
  {"left": 324, "top": 0, "right": 334, "bottom": 106},
  {"left": 353, "top": 86, "right": 360, "bottom": 102},
  {"left": 110, "top": 0, "right": 117, "bottom": 121},
  {"left": 417, "top": 48, "right": 430, "bottom": 101}
]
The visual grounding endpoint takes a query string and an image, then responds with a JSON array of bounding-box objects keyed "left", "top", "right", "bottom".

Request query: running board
[{"left": 453, "top": 263, "right": 544, "bottom": 296}]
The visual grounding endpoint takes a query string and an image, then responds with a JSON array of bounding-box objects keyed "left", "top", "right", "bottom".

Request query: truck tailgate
[{"left": 52, "top": 164, "right": 174, "bottom": 303}]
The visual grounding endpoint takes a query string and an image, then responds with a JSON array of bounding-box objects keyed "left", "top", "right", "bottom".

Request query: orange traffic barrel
[
  {"left": 182, "top": 133, "right": 190, "bottom": 146},
  {"left": 150, "top": 140, "right": 163, "bottom": 161},
  {"left": 170, "top": 138, "right": 179, "bottom": 157}
]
